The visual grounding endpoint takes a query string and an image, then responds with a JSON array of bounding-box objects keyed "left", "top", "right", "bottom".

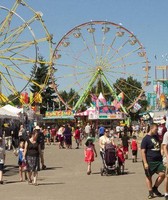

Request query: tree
[
  {"left": 7, "top": 94, "right": 21, "bottom": 106},
  {"left": 30, "top": 56, "right": 57, "bottom": 115},
  {"left": 114, "top": 76, "right": 143, "bottom": 108},
  {"left": 114, "top": 76, "right": 148, "bottom": 120},
  {"left": 59, "top": 88, "right": 80, "bottom": 109}
]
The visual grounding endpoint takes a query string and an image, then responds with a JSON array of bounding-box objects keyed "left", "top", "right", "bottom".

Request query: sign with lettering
[{"left": 45, "top": 110, "right": 74, "bottom": 119}]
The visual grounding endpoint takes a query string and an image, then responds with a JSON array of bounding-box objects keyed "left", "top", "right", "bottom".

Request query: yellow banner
[{"left": 45, "top": 110, "right": 73, "bottom": 117}]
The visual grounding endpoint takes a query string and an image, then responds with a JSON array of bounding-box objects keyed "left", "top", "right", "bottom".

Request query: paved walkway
[{"left": 0, "top": 139, "right": 165, "bottom": 200}]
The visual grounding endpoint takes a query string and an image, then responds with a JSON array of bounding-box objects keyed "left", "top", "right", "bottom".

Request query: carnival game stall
[
  {"left": 43, "top": 110, "right": 75, "bottom": 127},
  {"left": 74, "top": 93, "right": 127, "bottom": 128}
]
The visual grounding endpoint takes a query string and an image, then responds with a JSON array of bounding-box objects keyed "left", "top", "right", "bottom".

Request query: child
[
  {"left": 0, "top": 137, "right": 5, "bottom": 184},
  {"left": 84, "top": 137, "right": 97, "bottom": 175},
  {"left": 116, "top": 143, "right": 125, "bottom": 174},
  {"left": 121, "top": 132, "right": 130, "bottom": 159},
  {"left": 18, "top": 141, "right": 27, "bottom": 181},
  {"left": 130, "top": 135, "right": 138, "bottom": 162},
  {"left": 45, "top": 127, "right": 51, "bottom": 145},
  {"left": 74, "top": 127, "right": 81, "bottom": 149}
]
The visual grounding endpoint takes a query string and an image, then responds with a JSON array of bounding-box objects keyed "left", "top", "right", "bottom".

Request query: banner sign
[
  {"left": 45, "top": 110, "right": 74, "bottom": 119},
  {"left": 88, "top": 112, "right": 125, "bottom": 120}
]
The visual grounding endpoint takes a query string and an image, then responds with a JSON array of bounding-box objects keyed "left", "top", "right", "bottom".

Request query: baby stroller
[{"left": 100, "top": 143, "right": 121, "bottom": 176}]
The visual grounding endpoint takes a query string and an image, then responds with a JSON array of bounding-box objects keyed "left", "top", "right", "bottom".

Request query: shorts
[
  {"left": 0, "top": 164, "right": 4, "bottom": 171},
  {"left": 143, "top": 161, "right": 165, "bottom": 177},
  {"left": 163, "top": 163, "right": 168, "bottom": 177},
  {"left": 18, "top": 160, "right": 23, "bottom": 166},
  {"left": 123, "top": 146, "right": 128, "bottom": 153},
  {"left": 132, "top": 150, "right": 137, "bottom": 156}
]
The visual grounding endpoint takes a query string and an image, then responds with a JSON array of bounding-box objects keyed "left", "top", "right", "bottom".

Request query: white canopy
[
  {"left": 0, "top": 105, "right": 23, "bottom": 119},
  {"left": 2, "top": 105, "right": 23, "bottom": 114}
]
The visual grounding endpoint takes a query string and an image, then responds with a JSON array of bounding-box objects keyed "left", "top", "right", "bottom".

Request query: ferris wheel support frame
[
  {"left": 73, "top": 69, "right": 100, "bottom": 111},
  {"left": 73, "top": 68, "right": 128, "bottom": 114},
  {"left": 101, "top": 71, "right": 128, "bottom": 114}
]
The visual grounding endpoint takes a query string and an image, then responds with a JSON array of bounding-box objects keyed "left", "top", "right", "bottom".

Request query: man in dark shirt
[
  {"left": 121, "top": 132, "right": 130, "bottom": 159},
  {"left": 36, "top": 126, "right": 46, "bottom": 170},
  {"left": 141, "top": 123, "right": 165, "bottom": 199}
]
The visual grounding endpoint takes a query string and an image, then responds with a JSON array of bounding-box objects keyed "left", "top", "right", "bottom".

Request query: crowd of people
[
  {"left": 0, "top": 120, "right": 140, "bottom": 184},
  {"left": 0, "top": 118, "right": 168, "bottom": 200}
]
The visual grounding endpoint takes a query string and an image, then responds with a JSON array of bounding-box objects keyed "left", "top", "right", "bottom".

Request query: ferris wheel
[
  {"left": 0, "top": 0, "right": 53, "bottom": 104},
  {"left": 52, "top": 21, "right": 150, "bottom": 112}
]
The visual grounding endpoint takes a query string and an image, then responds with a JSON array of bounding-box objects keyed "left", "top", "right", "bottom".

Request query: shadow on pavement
[
  {"left": 4, "top": 165, "right": 18, "bottom": 176},
  {"left": 92, "top": 171, "right": 135, "bottom": 176},
  {"left": 39, "top": 182, "right": 65, "bottom": 186},
  {"left": 45, "top": 167, "right": 63, "bottom": 170},
  {"left": 4, "top": 180, "right": 23, "bottom": 184},
  {"left": 92, "top": 172, "right": 101, "bottom": 175}
]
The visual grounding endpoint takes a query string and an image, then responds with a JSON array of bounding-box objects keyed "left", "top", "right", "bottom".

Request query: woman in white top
[
  {"left": 57, "top": 126, "right": 65, "bottom": 149},
  {"left": 99, "top": 129, "right": 115, "bottom": 159}
]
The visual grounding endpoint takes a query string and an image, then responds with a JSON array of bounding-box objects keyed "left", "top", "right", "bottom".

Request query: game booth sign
[
  {"left": 44, "top": 110, "right": 74, "bottom": 120},
  {"left": 75, "top": 106, "right": 126, "bottom": 120}
]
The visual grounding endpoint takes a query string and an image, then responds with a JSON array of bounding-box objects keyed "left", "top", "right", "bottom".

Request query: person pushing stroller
[
  {"left": 99, "top": 129, "right": 115, "bottom": 160},
  {"left": 99, "top": 129, "right": 121, "bottom": 175}
]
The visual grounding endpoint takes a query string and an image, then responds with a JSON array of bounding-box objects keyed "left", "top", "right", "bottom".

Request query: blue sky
[{"left": 1, "top": 0, "right": 168, "bottom": 96}]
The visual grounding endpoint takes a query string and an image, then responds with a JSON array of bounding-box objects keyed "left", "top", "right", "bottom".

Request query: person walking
[
  {"left": 84, "top": 137, "right": 97, "bottom": 175},
  {"left": 121, "top": 131, "right": 130, "bottom": 159},
  {"left": 141, "top": 123, "right": 165, "bottom": 199},
  {"left": 24, "top": 130, "right": 41, "bottom": 186},
  {"left": 18, "top": 124, "right": 26, "bottom": 141},
  {"left": 0, "top": 137, "right": 5, "bottom": 184},
  {"left": 17, "top": 141, "right": 27, "bottom": 181},
  {"left": 50, "top": 125, "right": 57, "bottom": 145},
  {"left": 98, "top": 125, "right": 105, "bottom": 138},
  {"left": 99, "top": 129, "right": 115, "bottom": 161},
  {"left": 162, "top": 128, "right": 168, "bottom": 199},
  {"left": 130, "top": 135, "right": 138, "bottom": 163},
  {"left": 63, "top": 124, "right": 72, "bottom": 149},
  {"left": 74, "top": 126, "right": 81, "bottom": 149},
  {"left": 3, "top": 123, "right": 12, "bottom": 150},
  {"left": 57, "top": 125, "right": 65, "bottom": 149},
  {"left": 158, "top": 119, "right": 167, "bottom": 143},
  {"left": 85, "top": 123, "right": 91, "bottom": 137},
  {"left": 36, "top": 126, "right": 46, "bottom": 170}
]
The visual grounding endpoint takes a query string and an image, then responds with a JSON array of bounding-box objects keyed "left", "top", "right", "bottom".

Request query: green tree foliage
[
  {"left": 30, "top": 56, "right": 57, "bottom": 114},
  {"left": 30, "top": 56, "right": 48, "bottom": 92},
  {"left": 114, "top": 76, "right": 142, "bottom": 108},
  {"left": 59, "top": 88, "right": 80, "bottom": 109},
  {"left": 7, "top": 94, "right": 21, "bottom": 106},
  {"left": 114, "top": 76, "right": 148, "bottom": 120}
]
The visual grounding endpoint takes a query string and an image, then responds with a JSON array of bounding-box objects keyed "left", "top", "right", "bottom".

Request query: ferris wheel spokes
[{"left": 52, "top": 21, "right": 150, "bottom": 112}]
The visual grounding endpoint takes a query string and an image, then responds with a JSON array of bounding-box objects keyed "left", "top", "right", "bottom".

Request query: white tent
[
  {"left": 0, "top": 105, "right": 22, "bottom": 119},
  {"left": 2, "top": 105, "right": 23, "bottom": 114}
]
